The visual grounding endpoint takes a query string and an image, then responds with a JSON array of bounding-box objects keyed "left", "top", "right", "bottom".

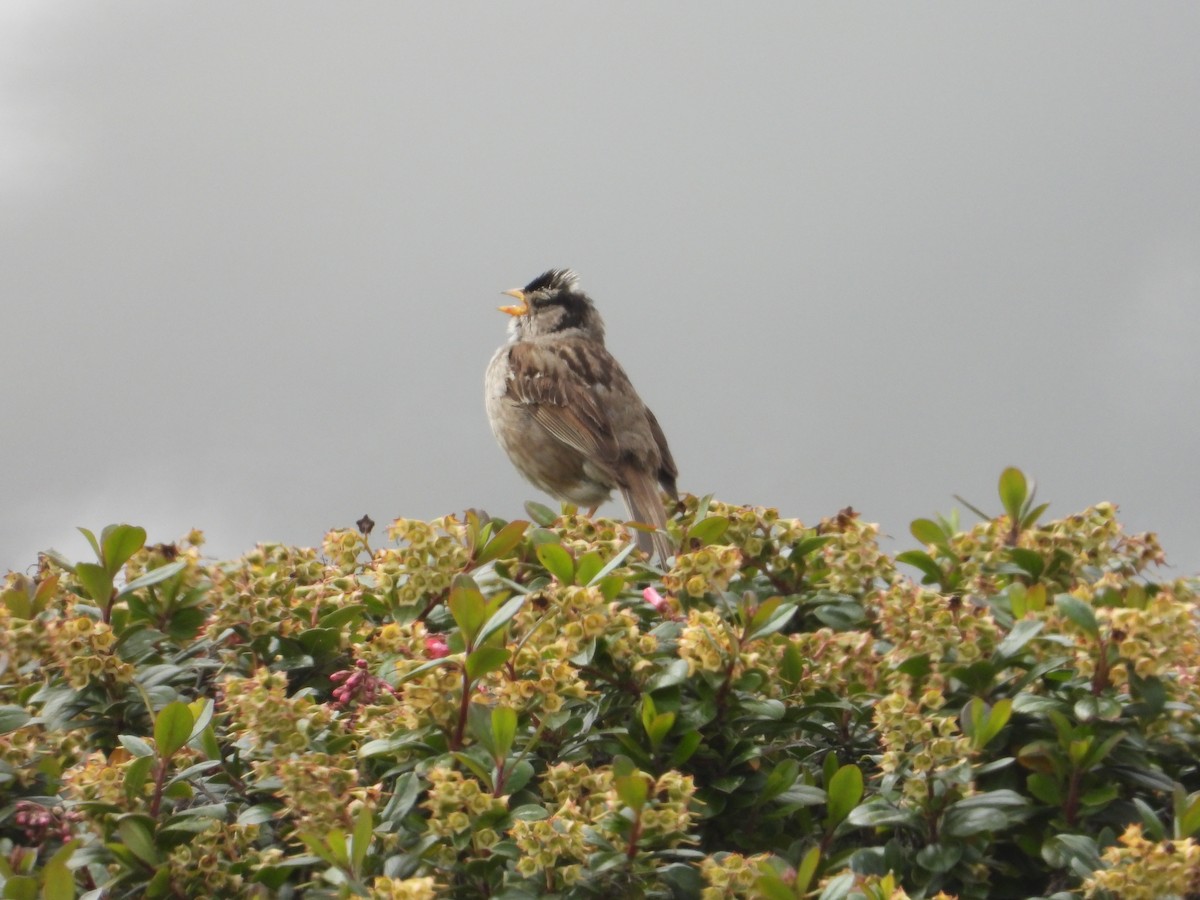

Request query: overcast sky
[{"left": 3, "top": 4, "right": 1198, "bottom": 577}]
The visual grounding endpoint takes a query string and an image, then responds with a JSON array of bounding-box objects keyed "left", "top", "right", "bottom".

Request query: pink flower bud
[{"left": 425, "top": 635, "right": 450, "bottom": 658}]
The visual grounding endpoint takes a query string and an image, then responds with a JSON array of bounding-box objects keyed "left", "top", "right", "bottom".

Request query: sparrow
[{"left": 485, "top": 269, "right": 678, "bottom": 564}]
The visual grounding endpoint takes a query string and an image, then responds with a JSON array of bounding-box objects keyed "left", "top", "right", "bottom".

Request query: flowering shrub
[{"left": 1, "top": 469, "right": 1198, "bottom": 899}]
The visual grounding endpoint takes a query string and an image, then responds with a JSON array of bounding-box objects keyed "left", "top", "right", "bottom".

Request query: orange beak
[{"left": 498, "top": 288, "right": 528, "bottom": 317}]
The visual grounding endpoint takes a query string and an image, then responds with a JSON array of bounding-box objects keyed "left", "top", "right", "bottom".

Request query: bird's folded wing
[{"left": 505, "top": 343, "right": 620, "bottom": 467}]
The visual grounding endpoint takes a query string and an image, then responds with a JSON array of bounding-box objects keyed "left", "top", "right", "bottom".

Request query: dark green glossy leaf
[
  {"left": 825, "top": 764, "right": 863, "bottom": 827},
  {"left": 75, "top": 562, "right": 113, "bottom": 604},
  {"left": 687, "top": 516, "right": 729, "bottom": 547},
  {"left": 523, "top": 501, "right": 557, "bottom": 527},
  {"left": 1054, "top": 594, "right": 1099, "bottom": 637},
  {"left": 154, "top": 701, "right": 194, "bottom": 758},
  {"left": 118, "top": 560, "right": 186, "bottom": 597},
  {"left": 998, "top": 467, "right": 1028, "bottom": 523},
  {"left": 909, "top": 518, "right": 947, "bottom": 548},
  {"left": 535, "top": 542, "right": 575, "bottom": 585},
  {"left": 465, "top": 646, "right": 509, "bottom": 681},
  {"left": 476, "top": 520, "right": 530, "bottom": 566},
  {"left": 101, "top": 524, "right": 147, "bottom": 576}
]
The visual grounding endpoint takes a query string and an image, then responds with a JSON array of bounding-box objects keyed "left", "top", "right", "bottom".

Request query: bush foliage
[{"left": 2, "top": 468, "right": 1198, "bottom": 899}]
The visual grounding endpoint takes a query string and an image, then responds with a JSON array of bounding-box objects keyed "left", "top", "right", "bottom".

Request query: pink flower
[
  {"left": 425, "top": 635, "right": 450, "bottom": 659},
  {"left": 646, "top": 587, "right": 673, "bottom": 613}
]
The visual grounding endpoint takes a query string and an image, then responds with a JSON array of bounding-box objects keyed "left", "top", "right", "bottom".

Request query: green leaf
[
  {"left": 752, "top": 865, "right": 796, "bottom": 900},
  {"left": 118, "top": 560, "right": 186, "bottom": 597},
  {"left": 587, "top": 541, "right": 637, "bottom": 586},
  {"left": 77, "top": 526, "right": 101, "bottom": 561},
  {"left": 351, "top": 804, "right": 373, "bottom": 876},
  {"left": 780, "top": 642, "right": 805, "bottom": 685},
  {"left": 116, "top": 815, "right": 160, "bottom": 866},
  {"left": 41, "top": 840, "right": 79, "bottom": 900},
  {"left": 535, "top": 542, "right": 575, "bottom": 585},
  {"left": 1007, "top": 547, "right": 1045, "bottom": 579},
  {"left": 746, "top": 600, "right": 798, "bottom": 641},
  {"left": 1054, "top": 594, "right": 1099, "bottom": 637},
  {"left": 2, "top": 875, "right": 37, "bottom": 900},
  {"left": 1176, "top": 789, "right": 1200, "bottom": 838},
  {"left": 759, "top": 758, "right": 801, "bottom": 803},
  {"left": 0, "top": 705, "right": 31, "bottom": 734},
  {"left": 101, "top": 524, "right": 147, "bottom": 576},
  {"left": 524, "top": 500, "right": 558, "bottom": 526},
  {"left": 669, "top": 731, "right": 702, "bottom": 766},
  {"left": 448, "top": 574, "right": 487, "bottom": 645},
  {"left": 895, "top": 550, "right": 944, "bottom": 585},
  {"left": 575, "top": 551, "right": 604, "bottom": 586},
  {"left": 119, "top": 734, "right": 155, "bottom": 758},
  {"left": 123, "top": 755, "right": 154, "bottom": 803},
  {"left": 916, "top": 842, "right": 963, "bottom": 873},
  {"left": 846, "top": 798, "right": 918, "bottom": 828},
  {"left": 998, "top": 467, "right": 1028, "bottom": 523},
  {"left": 476, "top": 593, "right": 526, "bottom": 646},
  {"left": 475, "top": 520, "right": 530, "bottom": 566},
  {"left": 995, "top": 618, "right": 1043, "bottom": 659},
  {"left": 795, "top": 845, "right": 821, "bottom": 894},
  {"left": 466, "top": 646, "right": 509, "bottom": 681},
  {"left": 491, "top": 706, "right": 517, "bottom": 759},
  {"left": 74, "top": 562, "right": 113, "bottom": 604},
  {"left": 687, "top": 516, "right": 729, "bottom": 546},
  {"left": 825, "top": 764, "right": 863, "bottom": 827},
  {"left": 1021, "top": 501, "right": 1050, "bottom": 531},
  {"left": 154, "top": 701, "right": 194, "bottom": 758},
  {"left": 941, "top": 804, "right": 1008, "bottom": 837},
  {"left": 615, "top": 773, "right": 649, "bottom": 812},
  {"left": 910, "top": 518, "right": 948, "bottom": 548},
  {"left": 1026, "top": 772, "right": 1062, "bottom": 805}
]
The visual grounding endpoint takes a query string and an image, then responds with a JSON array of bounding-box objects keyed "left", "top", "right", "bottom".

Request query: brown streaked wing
[{"left": 505, "top": 342, "right": 620, "bottom": 467}]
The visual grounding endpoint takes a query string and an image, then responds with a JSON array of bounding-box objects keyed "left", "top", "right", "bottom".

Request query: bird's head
[{"left": 498, "top": 269, "right": 605, "bottom": 342}]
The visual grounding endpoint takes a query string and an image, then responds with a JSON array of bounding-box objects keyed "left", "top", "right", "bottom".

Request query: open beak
[{"left": 498, "top": 288, "right": 528, "bottom": 317}]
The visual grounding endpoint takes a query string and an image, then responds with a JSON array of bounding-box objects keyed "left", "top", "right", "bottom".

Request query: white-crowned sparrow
[{"left": 485, "top": 269, "right": 678, "bottom": 564}]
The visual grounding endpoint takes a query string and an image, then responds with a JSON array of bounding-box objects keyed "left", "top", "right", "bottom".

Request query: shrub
[{"left": 0, "top": 469, "right": 1197, "bottom": 899}]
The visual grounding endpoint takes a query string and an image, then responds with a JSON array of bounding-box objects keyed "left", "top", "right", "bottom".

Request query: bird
[{"left": 485, "top": 269, "right": 678, "bottom": 565}]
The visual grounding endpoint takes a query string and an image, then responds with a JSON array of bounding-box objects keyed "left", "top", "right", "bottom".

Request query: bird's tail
[{"left": 619, "top": 474, "right": 674, "bottom": 567}]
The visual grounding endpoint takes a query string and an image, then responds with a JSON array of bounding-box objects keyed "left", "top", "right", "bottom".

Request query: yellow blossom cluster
[
  {"left": 777, "top": 628, "right": 879, "bottom": 699},
  {"left": 121, "top": 530, "right": 206, "bottom": 583},
  {"left": 370, "top": 516, "right": 468, "bottom": 608},
  {"left": 46, "top": 617, "right": 134, "bottom": 689},
  {"left": 161, "top": 821, "right": 262, "bottom": 896},
  {"left": 421, "top": 766, "right": 507, "bottom": 841},
  {"left": 677, "top": 608, "right": 738, "bottom": 676},
  {"left": 482, "top": 644, "right": 588, "bottom": 715},
  {"left": 0, "top": 598, "right": 54, "bottom": 693},
  {"left": 253, "top": 751, "right": 372, "bottom": 834},
  {"left": 699, "top": 851, "right": 772, "bottom": 899},
  {"left": 59, "top": 750, "right": 135, "bottom": 809},
  {"left": 509, "top": 807, "right": 589, "bottom": 885},
  {"left": 539, "top": 762, "right": 617, "bottom": 821},
  {"left": 206, "top": 543, "right": 324, "bottom": 640},
  {"left": 553, "top": 513, "right": 637, "bottom": 560},
  {"left": 392, "top": 660, "right": 462, "bottom": 734},
  {"left": 812, "top": 512, "right": 896, "bottom": 595},
  {"left": 639, "top": 769, "right": 698, "bottom": 843},
  {"left": 664, "top": 546, "right": 744, "bottom": 599},
  {"left": 1058, "top": 586, "right": 1199, "bottom": 698},
  {"left": 874, "top": 688, "right": 973, "bottom": 805},
  {"left": 1082, "top": 824, "right": 1200, "bottom": 899},
  {"left": 322, "top": 527, "right": 371, "bottom": 570},
  {"left": 873, "top": 585, "right": 1001, "bottom": 669},
  {"left": 370, "top": 876, "right": 440, "bottom": 900},
  {"left": 513, "top": 583, "right": 612, "bottom": 652},
  {"left": 220, "top": 669, "right": 333, "bottom": 756}
]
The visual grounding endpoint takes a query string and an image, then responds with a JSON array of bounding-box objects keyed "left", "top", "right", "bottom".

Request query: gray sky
[{"left": 3, "top": 4, "right": 1198, "bottom": 577}]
